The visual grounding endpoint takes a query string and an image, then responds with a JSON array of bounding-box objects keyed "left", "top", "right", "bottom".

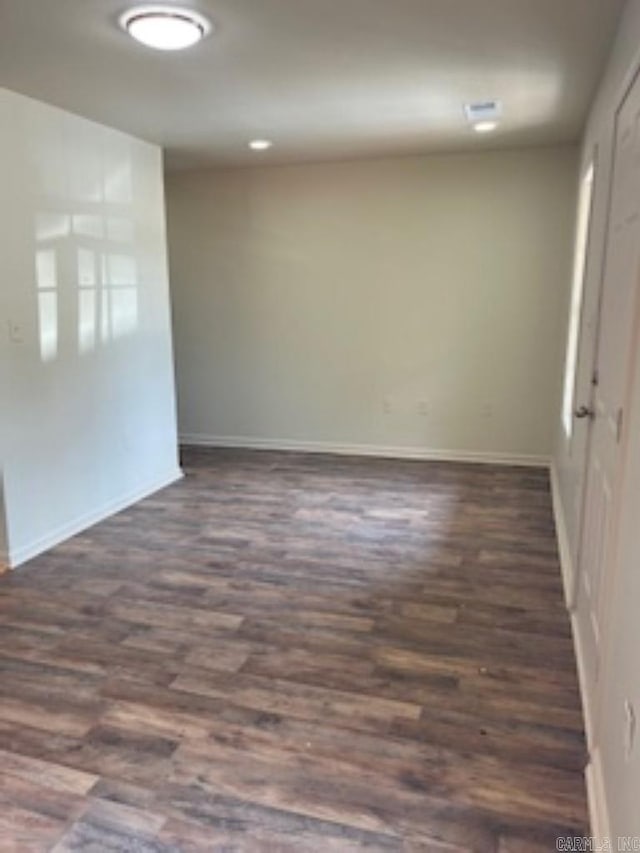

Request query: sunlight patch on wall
[
  {"left": 36, "top": 248, "right": 58, "bottom": 362},
  {"left": 110, "top": 287, "right": 138, "bottom": 340},
  {"left": 36, "top": 249, "right": 57, "bottom": 290},
  {"left": 107, "top": 217, "right": 135, "bottom": 244},
  {"left": 33, "top": 138, "right": 139, "bottom": 363},
  {"left": 36, "top": 212, "right": 71, "bottom": 242},
  {"left": 73, "top": 214, "right": 104, "bottom": 240},
  {"left": 78, "top": 289, "right": 97, "bottom": 353},
  {"left": 108, "top": 253, "right": 137, "bottom": 286},
  {"left": 78, "top": 248, "right": 97, "bottom": 353},
  {"left": 38, "top": 291, "right": 58, "bottom": 362},
  {"left": 104, "top": 154, "right": 133, "bottom": 205},
  {"left": 562, "top": 162, "right": 595, "bottom": 439},
  {"left": 101, "top": 251, "right": 139, "bottom": 342}
]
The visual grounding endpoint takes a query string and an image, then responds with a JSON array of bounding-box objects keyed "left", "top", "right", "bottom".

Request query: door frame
[
  {"left": 567, "top": 144, "right": 604, "bottom": 611},
  {"left": 573, "top": 61, "right": 640, "bottom": 750},
  {"left": 569, "top": 40, "right": 640, "bottom": 613}
]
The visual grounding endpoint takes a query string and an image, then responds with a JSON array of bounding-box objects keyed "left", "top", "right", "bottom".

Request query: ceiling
[{"left": 0, "top": 0, "right": 625, "bottom": 170}]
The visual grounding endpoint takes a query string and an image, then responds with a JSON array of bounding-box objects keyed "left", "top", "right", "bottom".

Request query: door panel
[{"left": 576, "top": 69, "right": 640, "bottom": 732}]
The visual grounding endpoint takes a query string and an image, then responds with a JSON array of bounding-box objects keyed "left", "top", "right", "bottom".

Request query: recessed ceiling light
[
  {"left": 120, "top": 5, "right": 212, "bottom": 51},
  {"left": 473, "top": 121, "right": 498, "bottom": 133},
  {"left": 464, "top": 101, "right": 502, "bottom": 135},
  {"left": 249, "top": 140, "right": 273, "bottom": 151}
]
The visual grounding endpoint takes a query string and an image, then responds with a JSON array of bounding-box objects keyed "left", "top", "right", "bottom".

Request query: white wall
[
  {"left": 167, "top": 146, "right": 577, "bottom": 463},
  {"left": 551, "top": 0, "right": 640, "bottom": 839},
  {"left": 0, "top": 88, "right": 181, "bottom": 567},
  {"left": 0, "top": 478, "right": 8, "bottom": 568}
]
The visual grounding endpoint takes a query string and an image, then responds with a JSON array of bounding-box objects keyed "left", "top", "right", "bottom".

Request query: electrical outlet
[
  {"left": 7, "top": 319, "right": 24, "bottom": 344},
  {"left": 624, "top": 699, "right": 636, "bottom": 761},
  {"left": 481, "top": 403, "right": 492, "bottom": 419},
  {"left": 418, "top": 400, "right": 429, "bottom": 416},
  {"left": 383, "top": 398, "right": 392, "bottom": 414}
]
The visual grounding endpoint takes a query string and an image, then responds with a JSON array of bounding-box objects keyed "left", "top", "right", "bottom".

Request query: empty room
[{"left": 1, "top": 0, "right": 640, "bottom": 849}]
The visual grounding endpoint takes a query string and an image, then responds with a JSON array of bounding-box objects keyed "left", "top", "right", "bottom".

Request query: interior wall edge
[
  {"left": 7, "top": 467, "right": 183, "bottom": 569},
  {"left": 550, "top": 461, "right": 577, "bottom": 610},
  {"left": 180, "top": 434, "right": 551, "bottom": 469},
  {"left": 165, "top": 139, "right": 581, "bottom": 178}
]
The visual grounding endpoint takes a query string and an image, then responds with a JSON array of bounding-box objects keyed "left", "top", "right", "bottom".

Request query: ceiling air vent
[{"left": 464, "top": 101, "right": 502, "bottom": 124}]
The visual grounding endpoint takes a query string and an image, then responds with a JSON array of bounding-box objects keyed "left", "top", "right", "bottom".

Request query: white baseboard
[
  {"left": 586, "top": 748, "right": 611, "bottom": 845},
  {"left": 7, "top": 467, "right": 183, "bottom": 569},
  {"left": 570, "top": 609, "right": 594, "bottom": 751},
  {"left": 549, "top": 463, "right": 610, "bottom": 840},
  {"left": 180, "top": 434, "right": 550, "bottom": 468},
  {"left": 550, "top": 461, "right": 576, "bottom": 610}
]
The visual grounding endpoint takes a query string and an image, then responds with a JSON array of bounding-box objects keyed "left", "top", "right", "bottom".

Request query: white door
[{"left": 576, "top": 68, "right": 640, "bottom": 729}]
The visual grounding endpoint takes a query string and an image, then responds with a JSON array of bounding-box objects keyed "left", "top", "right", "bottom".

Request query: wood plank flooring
[{"left": 0, "top": 447, "right": 588, "bottom": 851}]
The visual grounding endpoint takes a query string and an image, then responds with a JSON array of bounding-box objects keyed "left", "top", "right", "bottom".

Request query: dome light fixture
[
  {"left": 120, "top": 5, "right": 212, "bottom": 51},
  {"left": 249, "top": 139, "right": 273, "bottom": 151},
  {"left": 464, "top": 101, "right": 502, "bottom": 135},
  {"left": 473, "top": 121, "right": 498, "bottom": 133}
]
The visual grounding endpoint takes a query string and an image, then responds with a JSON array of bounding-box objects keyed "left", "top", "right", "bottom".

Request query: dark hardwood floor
[{"left": 0, "top": 447, "right": 588, "bottom": 851}]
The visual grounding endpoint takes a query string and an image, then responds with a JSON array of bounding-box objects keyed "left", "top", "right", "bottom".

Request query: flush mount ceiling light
[
  {"left": 120, "top": 5, "right": 212, "bottom": 50},
  {"left": 464, "top": 100, "right": 502, "bottom": 134},
  {"left": 474, "top": 121, "right": 498, "bottom": 133},
  {"left": 249, "top": 139, "right": 273, "bottom": 151}
]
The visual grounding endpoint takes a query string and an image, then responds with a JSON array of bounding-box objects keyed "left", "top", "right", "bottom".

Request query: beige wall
[{"left": 167, "top": 146, "right": 576, "bottom": 462}]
